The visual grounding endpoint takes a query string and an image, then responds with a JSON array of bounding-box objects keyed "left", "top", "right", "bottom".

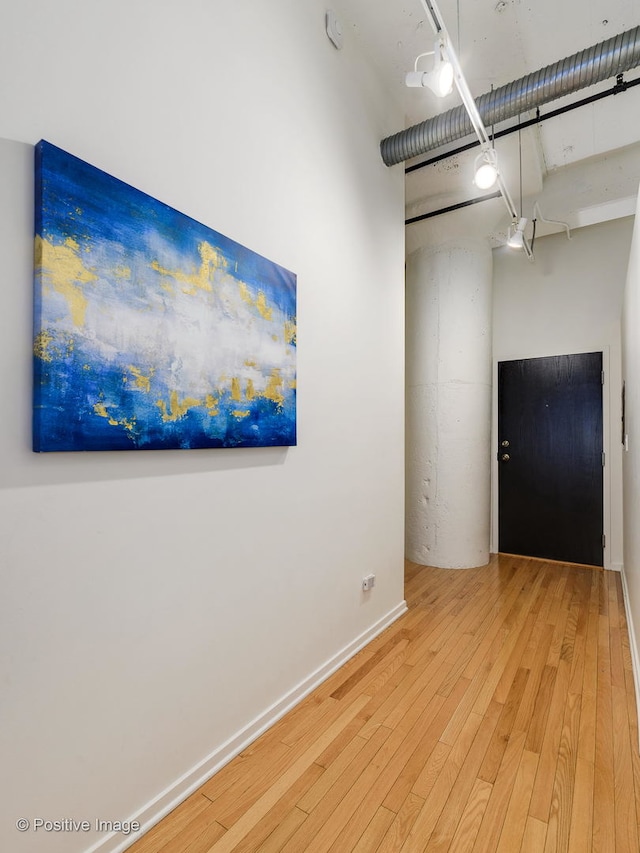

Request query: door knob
[
  {"left": 501, "top": 453, "right": 510, "bottom": 462},
  {"left": 501, "top": 440, "right": 510, "bottom": 447}
]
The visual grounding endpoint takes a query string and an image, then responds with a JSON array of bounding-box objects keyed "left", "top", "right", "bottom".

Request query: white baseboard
[
  {"left": 84, "top": 600, "right": 408, "bottom": 853},
  {"left": 619, "top": 566, "right": 640, "bottom": 740},
  {"left": 610, "top": 561, "right": 623, "bottom": 572}
]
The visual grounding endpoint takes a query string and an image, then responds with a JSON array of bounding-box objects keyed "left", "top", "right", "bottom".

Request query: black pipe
[
  {"left": 405, "top": 74, "right": 640, "bottom": 175},
  {"left": 405, "top": 191, "right": 502, "bottom": 225}
]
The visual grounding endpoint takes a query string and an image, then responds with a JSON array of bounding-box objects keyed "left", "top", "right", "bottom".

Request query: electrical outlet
[{"left": 362, "top": 574, "right": 376, "bottom": 591}]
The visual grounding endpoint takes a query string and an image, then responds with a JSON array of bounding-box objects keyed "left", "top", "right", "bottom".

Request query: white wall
[
  {"left": 621, "top": 189, "right": 640, "bottom": 709},
  {"left": 0, "top": 4, "right": 405, "bottom": 853},
  {"left": 492, "top": 218, "right": 634, "bottom": 569}
]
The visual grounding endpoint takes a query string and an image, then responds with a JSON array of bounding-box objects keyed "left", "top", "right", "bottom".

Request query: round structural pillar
[{"left": 406, "top": 240, "right": 493, "bottom": 568}]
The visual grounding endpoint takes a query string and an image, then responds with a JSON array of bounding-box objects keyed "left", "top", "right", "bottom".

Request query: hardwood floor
[{"left": 127, "top": 555, "right": 640, "bottom": 852}]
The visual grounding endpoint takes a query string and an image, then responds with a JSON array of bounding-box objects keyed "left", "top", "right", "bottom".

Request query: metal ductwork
[{"left": 381, "top": 26, "right": 640, "bottom": 167}]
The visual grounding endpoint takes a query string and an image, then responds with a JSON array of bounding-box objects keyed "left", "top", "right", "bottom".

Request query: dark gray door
[{"left": 498, "top": 352, "right": 604, "bottom": 566}]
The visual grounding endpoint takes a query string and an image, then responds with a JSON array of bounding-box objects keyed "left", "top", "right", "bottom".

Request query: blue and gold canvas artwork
[{"left": 33, "top": 141, "right": 297, "bottom": 451}]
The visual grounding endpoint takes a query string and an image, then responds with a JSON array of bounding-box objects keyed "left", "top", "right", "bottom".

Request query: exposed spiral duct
[{"left": 381, "top": 26, "right": 640, "bottom": 167}]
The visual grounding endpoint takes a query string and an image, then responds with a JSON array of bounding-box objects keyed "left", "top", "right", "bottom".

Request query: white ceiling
[{"left": 331, "top": 0, "right": 640, "bottom": 252}]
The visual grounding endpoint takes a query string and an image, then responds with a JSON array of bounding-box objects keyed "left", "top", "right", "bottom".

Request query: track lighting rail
[{"left": 415, "top": 0, "right": 533, "bottom": 257}]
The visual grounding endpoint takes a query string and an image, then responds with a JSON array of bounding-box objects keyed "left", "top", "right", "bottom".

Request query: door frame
[{"left": 490, "top": 346, "right": 612, "bottom": 570}]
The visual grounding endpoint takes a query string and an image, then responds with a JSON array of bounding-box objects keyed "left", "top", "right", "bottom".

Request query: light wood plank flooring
[{"left": 128, "top": 555, "right": 640, "bottom": 852}]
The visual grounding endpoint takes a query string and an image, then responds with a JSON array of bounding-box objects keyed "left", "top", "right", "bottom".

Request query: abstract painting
[{"left": 33, "top": 140, "right": 297, "bottom": 451}]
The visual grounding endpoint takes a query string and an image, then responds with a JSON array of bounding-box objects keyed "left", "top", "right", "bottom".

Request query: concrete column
[{"left": 406, "top": 239, "right": 493, "bottom": 568}]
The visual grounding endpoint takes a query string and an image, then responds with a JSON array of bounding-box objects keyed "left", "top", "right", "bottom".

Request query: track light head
[
  {"left": 426, "top": 53, "right": 454, "bottom": 97},
  {"left": 473, "top": 147, "right": 499, "bottom": 189},
  {"left": 405, "top": 39, "right": 453, "bottom": 97},
  {"left": 507, "top": 217, "right": 528, "bottom": 248}
]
